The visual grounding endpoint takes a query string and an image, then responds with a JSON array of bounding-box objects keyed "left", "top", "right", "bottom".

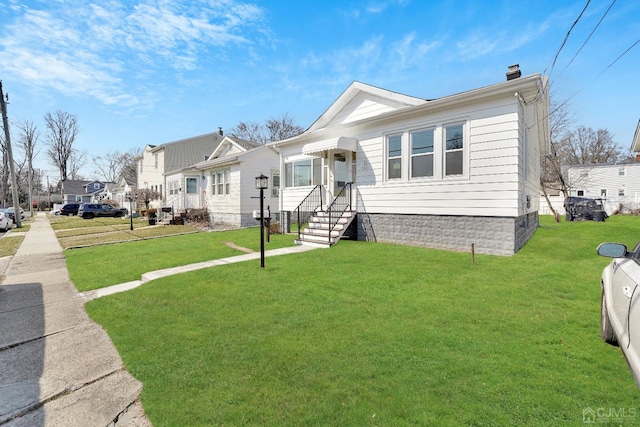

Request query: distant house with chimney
[{"left": 136, "top": 129, "right": 225, "bottom": 209}]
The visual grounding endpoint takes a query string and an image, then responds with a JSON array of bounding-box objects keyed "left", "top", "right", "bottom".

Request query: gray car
[
  {"left": 78, "top": 203, "right": 125, "bottom": 219},
  {"left": 597, "top": 242, "right": 640, "bottom": 387}
]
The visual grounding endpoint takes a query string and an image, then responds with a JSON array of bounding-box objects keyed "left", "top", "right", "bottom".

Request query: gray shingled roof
[
  {"left": 62, "top": 180, "right": 89, "bottom": 196},
  {"left": 155, "top": 132, "right": 225, "bottom": 172}
]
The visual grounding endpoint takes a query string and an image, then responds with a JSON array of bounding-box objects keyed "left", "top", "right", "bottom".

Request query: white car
[
  {"left": 597, "top": 242, "right": 640, "bottom": 387},
  {"left": 0, "top": 209, "right": 14, "bottom": 232}
]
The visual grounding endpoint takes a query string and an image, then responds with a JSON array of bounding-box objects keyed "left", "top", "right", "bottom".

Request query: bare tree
[
  {"left": 136, "top": 188, "right": 161, "bottom": 210},
  {"left": 68, "top": 150, "right": 87, "bottom": 180},
  {"left": 94, "top": 148, "right": 140, "bottom": 184},
  {"left": 563, "top": 126, "right": 626, "bottom": 165},
  {"left": 93, "top": 150, "right": 124, "bottom": 182},
  {"left": 44, "top": 111, "right": 81, "bottom": 181},
  {"left": 230, "top": 113, "right": 304, "bottom": 144},
  {"left": 16, "top": 119, "right": 40, "bottom": 216},
  {"left": 540, "top": 96, "right": 629, "bottom": 221},
  {"left": 120, "top": 147, "right": 141, "bottom": 186}
]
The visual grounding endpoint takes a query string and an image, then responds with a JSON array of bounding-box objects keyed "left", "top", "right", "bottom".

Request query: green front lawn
[
  {"left": 84, "top": 216, "right": 640, "bottom": 426},
  {"left": 65, "top": 228, "right": 296, "bottom": 291}
]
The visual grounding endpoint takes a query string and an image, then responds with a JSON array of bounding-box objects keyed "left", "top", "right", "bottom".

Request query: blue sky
[{"left": 1, "top": 0, "right": 638, "bottom": 180}]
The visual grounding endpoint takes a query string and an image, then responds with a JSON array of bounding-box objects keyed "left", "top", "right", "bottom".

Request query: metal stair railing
[
  {"left": 293, "top": 185, "right": 323, "bottom": 240},
  {"left": 326, "top": 182, "right": 353, "bottom": 245}
]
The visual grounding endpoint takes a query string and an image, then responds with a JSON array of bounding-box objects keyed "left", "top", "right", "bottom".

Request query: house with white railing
[{"left": 271, "top": 66, "right": 550, "bottom": 255}]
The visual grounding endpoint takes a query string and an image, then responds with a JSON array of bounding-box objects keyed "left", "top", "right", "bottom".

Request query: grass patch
[
  {"left": 50, "top": 214, "right": 203, "bottom": 249},
  {"left": 65, "top": 228, "right": 296, "bottom": 291},
  {"left": 0, "top": 234, "right": 24, "bottom": 257},
  {"left": 85, "top": 215, "right": 640, "bottom": 426}
]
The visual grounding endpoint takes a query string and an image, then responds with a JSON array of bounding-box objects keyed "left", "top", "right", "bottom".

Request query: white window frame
[
  {"left": 410, "top": 128, "right": 435, "bottom": 179},
  {"left": 284, "top": 158, "right": 322, "bottom": 188},
  {"left": 385, "top": 133, "right": 403, "bottom": 181},
  {"left": 618, "top": 188, "right": 625, "bottom": 196},
  {"left": 186, "top": 177, "right": 198, "bottom": 194},
  {"left": 271, "top": 169, "right": 280, "bottom": 197},
  {"left": 619, "top": 167, "right": 626, "bottom": 176},
  {"left": 443, "top": 122, "right": 465, "bottom": 177},
  {"left": 211, "top": 168, "right": 230, "bottom": 196}
]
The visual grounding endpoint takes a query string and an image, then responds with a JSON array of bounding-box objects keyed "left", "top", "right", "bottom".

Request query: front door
[
  {"left": 328, "top": 150, "right": 353, "bottom": 200},
  {"left": 333, "top": 152, "right": 347, "bottom": 194}
]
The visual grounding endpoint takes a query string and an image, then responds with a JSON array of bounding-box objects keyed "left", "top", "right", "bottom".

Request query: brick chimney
[{"left": 506, "top": 64, "right": 521, "bottom": 81}]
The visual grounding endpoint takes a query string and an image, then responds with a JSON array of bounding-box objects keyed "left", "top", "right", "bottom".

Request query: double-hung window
[
  {"left": 444, "top": 123, "right": 464, "bottom": 176},
  {"left": 387, "top": 134, "right": 402, "bottom": 180},
  {"left": 284, "top": 158, "right": 322, "bottom": 187},
  {"left": 411, "top": 129, "right": 434, "bottom": 178},
  {"left": 212, "top": 169, "right": 230, "bottom": 195}
]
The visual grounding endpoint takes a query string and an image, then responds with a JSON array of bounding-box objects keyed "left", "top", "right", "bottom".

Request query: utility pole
[{"left": 0, "top": 81, "right": 21, "bottom": 228}]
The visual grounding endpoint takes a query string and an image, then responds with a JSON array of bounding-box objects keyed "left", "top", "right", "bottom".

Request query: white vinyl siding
[{"left": 355, "top": 101, "right": 523, "bottom": 217}]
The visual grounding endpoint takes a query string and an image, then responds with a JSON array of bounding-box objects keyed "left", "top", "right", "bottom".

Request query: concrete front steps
[{"left": 295, "top": 211, "right": 355, "bottom": 248}]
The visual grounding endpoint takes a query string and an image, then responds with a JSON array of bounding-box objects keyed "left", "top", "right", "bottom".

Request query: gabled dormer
[
  {"left": 307, "top": 81, "right": 427, "bottom": 132},
  {"left": 207, "top": 136, "right": 261, "bottom": 161}
]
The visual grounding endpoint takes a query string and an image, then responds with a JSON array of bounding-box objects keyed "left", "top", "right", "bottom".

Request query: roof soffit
[{"left": 632, "top": 119, "right": 640, "bottom": 152}]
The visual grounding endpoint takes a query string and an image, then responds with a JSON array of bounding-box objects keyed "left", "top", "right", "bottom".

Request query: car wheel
[{"left": 601, "top": 288, "right": 618, "bottom": 346}]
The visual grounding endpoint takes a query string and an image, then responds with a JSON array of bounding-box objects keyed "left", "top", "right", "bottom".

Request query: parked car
[
  {"left": 78, "top": 203, "right": 125, "bottom": 219},
  {"left": 565, "top": 197, "right": 608, "bottom": 222},
  {"left": 597, "top": 242, "right": 640, "bottom": 387},
  {"left": 60, "top": 203, "right": 81, "bottom": 216},
  {"left": 3, "top": 207, "right": 26, "bottom": 221},
  {"left": 0, "top": 209, "right": 13, "bottom": 231}
]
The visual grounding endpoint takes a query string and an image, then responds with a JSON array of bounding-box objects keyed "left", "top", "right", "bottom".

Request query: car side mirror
[{"left": 597, "top": 242, "right": 628, "bottom": 258}]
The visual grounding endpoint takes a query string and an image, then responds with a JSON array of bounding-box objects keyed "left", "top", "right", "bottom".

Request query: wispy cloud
[{"left": 0, "top": 0, "right": 268, "bottom": 108}]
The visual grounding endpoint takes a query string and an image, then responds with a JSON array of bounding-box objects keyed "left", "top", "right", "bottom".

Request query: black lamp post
[
  {"left": 255, "top": 174, "right": 268, "bottom": 268},
  {"left": 125, "top": 191, "right": 137, "bottom": 231}
]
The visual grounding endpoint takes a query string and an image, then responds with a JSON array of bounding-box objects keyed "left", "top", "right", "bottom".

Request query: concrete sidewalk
[
  {"left": 0, "top": 213, "right": 317, "bottom": 426},
  {"left": 0, "top": 213, "right": 150, "bottom": 427}
]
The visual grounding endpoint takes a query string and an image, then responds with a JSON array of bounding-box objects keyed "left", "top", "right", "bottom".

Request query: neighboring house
[
  {"left": 164, "top": 135, "right": 280, "bottom": 227},
  {"left": 137, "top": 129, "right": 225, "bottom": 208},
  {"left": 93, "top": 177, "right": 136, "bottom": 211},
  {"left": 93, "top": 182, "right": 119, "bottom": 203},
  {"left": 540, "top": 119, "right": 640, "bottom": 216},
  {"left": 564, "top": 162, "right": 640, "bottom": 213},
  {"left": 271, "top": 68, "right": 550, "bottom": 255},
  {"left": 61, "top": 180, "right": 110, "bottom": 204}
]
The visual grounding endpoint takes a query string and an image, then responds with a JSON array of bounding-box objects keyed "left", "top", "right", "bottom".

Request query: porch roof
[{"left": 302, "top": 136, "right": 357, "bottom": 155}]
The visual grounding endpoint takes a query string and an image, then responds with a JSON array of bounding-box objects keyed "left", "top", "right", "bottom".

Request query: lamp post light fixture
[
  {"left": 255, "top": 174, "right": 268, "bottom": 268},
  {"left": 125, "top": 191, "right": 137, "bottom": 231}
]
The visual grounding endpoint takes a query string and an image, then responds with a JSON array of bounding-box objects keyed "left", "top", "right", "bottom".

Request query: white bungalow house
[
  {"left": 136, "top": 129, "right": 225, "bottom": 208},
  {"left": 271, "top": 68, "right": 550, "bottom": 255},
  {"left": 164, "top": 136, "right": 280, "bottom": 227}
]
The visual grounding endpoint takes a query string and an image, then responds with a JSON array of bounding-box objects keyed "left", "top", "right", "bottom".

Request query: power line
[
  {"left": 555, "top": 0, "right": 617, "bottom": 81},
  {"left": 562, "top": 38, "right": 639, "bottom": 106},
  {"left": 533, "top": 37, "right": 640, "bottom": 133},
  {"left": 545, "top": 0, "right": 591, "bottom": 78}
]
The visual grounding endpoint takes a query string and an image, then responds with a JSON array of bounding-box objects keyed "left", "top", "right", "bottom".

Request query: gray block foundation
[{"left": 356, "top": 212, "right": 538, "bottom": 256}]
